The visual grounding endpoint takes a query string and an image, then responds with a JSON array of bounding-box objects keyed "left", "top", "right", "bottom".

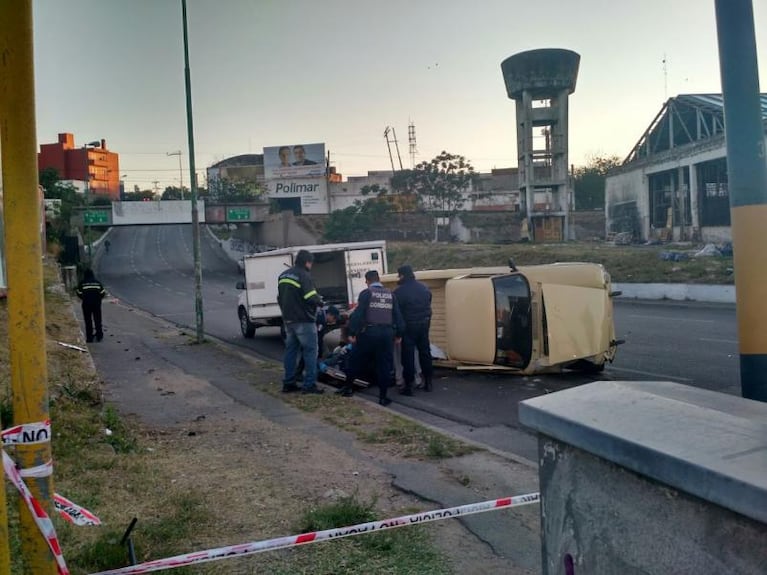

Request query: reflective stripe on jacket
[{"left": 277, "top": 265, "right": 321, "bottom": 322}]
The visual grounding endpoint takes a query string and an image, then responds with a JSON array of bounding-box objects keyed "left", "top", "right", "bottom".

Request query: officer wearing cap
[
  {"left": 278, "top": 249, "right": 324, "bottom": 394},
  {"left": 338, "top": 269, "right": 404, "bottom": 406}
]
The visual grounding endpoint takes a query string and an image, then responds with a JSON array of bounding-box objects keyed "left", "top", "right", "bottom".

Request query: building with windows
[
  {"left": 605, "top": 94, "right": 767, "bottom": 243},
  {"left": 38, "top": 133, "right": 120, "bottom": 199}
]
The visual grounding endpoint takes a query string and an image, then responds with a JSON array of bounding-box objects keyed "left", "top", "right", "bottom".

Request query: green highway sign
[
  {"left": 227, "top": 208, "right": 251, "bottom": 221},
  {"left": 84, "top": 211, "right": 109, "bottom": 224}
]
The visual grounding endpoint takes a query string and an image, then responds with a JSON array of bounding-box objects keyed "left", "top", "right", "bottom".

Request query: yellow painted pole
[
  {"left": 0, "top": 7, "right": 11, "bottom": 574},
  {"left": 0, "top": 2, "right": 58, "bottom": 573}
]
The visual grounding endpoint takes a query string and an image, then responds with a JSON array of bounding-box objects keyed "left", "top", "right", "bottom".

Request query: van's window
[{"left": 492, "top": 274, "right": 532, "bottom": 369}]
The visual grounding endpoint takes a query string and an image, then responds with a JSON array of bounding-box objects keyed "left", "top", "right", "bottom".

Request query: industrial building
[{"left": 605, "top": 94, "right": 767, "bottom": 243}]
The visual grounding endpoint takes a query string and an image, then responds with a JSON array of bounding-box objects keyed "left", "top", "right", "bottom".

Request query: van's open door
[
  {"left": 345, "top": 247, "right": 385, "bottom": 306},
  {"left": 540, "top": 283, "right": 609, "bottom": 365},
  {"left": 243, "top": 253, "right": 292, "bottom": 317}
]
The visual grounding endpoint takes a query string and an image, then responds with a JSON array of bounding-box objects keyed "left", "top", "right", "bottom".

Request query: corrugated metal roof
[
  {"left": 675, "top": 93, "right": 767, "bottom": 120},
  {"left": 623, "top": 93, "right": 767, "bottom": 165}
]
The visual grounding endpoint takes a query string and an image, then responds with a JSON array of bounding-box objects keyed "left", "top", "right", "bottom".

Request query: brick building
[{"left": 38, "top": 133, "right": 120, "bottom": 199}]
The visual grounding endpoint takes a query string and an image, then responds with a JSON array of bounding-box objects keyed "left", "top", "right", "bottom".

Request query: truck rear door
[
  {"left": 345, "top": 247, "right": 385, "bottom": 306},
  {"left": 244, "top": 253, "right": 293, "bottom": 320}
]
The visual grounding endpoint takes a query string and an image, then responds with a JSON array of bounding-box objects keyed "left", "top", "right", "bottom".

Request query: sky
[{"left": 32, "top": 0, "right": 767, "bottom": 191}]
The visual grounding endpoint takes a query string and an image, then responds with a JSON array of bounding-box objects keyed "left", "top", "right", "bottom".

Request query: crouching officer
[{"left": 339, "top": 270, "right": 404, "bottom": 406}]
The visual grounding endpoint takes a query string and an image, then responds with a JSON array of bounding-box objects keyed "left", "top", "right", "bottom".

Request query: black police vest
[{"left": 365, "top": 286, "right": 394, "bottom": 326}]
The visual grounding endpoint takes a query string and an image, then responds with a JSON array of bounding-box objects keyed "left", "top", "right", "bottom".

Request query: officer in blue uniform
[
  {"left": 338, "top": 270, "right": 404, "bottom": 406},
  {"left": 76, "top": 268, "right": 106, "bottom": 343},
  {"left": 394, "top": 264, "right": 433, "bottom": 394}
]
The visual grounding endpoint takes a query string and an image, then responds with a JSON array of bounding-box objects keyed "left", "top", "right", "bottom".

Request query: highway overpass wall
[
  {"left": 521, "top": 381, "right": 767, "bottom": 574},
  {"left": 111, "top": 200, "right": 205, "bottom": 225}
]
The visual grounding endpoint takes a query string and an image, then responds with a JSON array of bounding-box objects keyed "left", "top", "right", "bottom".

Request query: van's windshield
[{"left": 492, "top": 274, "right": 532, "bottom": 368}]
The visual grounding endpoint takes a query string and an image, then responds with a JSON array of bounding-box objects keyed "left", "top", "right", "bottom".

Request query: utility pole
[
  {"left": 715, "top": 0, "right": 767, "bottom": 402},
  {"left": 0, "top": 2, "right": 57, "bottom": 573},
  {"left": 182, "top": 0, "right": 205, "bottom": 343},
  {"left": 152, "top": 180, "right": 160, "bottom": 198},
  {"left": 167, "top": 150, "right": 183, "bottom": 198},
  {"left": 383, "top": 126, "right": 404, "bottom": 172}
]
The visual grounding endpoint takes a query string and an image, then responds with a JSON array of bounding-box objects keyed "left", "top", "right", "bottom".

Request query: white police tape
[
  {"left": 2, "top": 419, "right": 102, "bottom": 563},
  {"left": 19, "top": 459, "right": 54, "bottom": 478},
  {"left": 1, "top": 419, "right": 51, "bottom": 446},
  {"left": 54, "top": 493, "right": 102, "bottom": 526},
  {"left": 89, "top": 492, "right": 541, "bottom": 575},
  {"left": 2, "top": 450, "right": 70, "bottom": 574}
]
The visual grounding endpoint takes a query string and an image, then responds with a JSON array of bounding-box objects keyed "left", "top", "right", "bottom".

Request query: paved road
[{"left": 97, "top": 224, "right": 740, "bottom": 462}]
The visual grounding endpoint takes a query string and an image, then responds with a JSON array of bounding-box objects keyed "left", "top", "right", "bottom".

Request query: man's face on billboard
[
  {"left": 293, "top": 146, "right": 306, "bottom": 163},
  {"left": 278, "top": 147, "right": 291, "bottom": 166}
]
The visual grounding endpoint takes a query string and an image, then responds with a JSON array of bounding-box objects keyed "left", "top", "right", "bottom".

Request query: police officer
[
  {"left": 76, "top": 268, "right": 106, "bottom": 343},
  {"left": 338, "top": 270, "right": 404, "bottom": 406},
  {"left": 278, "top": 249, "right": 324, "bottom": 394},
  {"left": 394, "top": 264, "right": 433, "bottom": 394}
]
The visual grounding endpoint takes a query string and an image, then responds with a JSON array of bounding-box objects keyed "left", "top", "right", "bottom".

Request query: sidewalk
[{"left": 85, "top": 298, "right": 541, "bottom": 574}]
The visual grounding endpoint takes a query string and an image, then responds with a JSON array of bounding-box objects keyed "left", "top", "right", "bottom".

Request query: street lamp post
[
  {"left": 167, "top": 150, "right": 183, "bottom": 199},
  {"left": 82, "top": 140, "right": 100, "bottom": 264},
  {"left": 181, "top": 0, "right": 204, "bottom": 343}
]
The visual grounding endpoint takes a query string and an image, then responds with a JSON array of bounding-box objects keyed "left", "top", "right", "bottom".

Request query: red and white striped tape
[
  {"left": 2, "top": 450, "right": 70, "bottom": 575},
  {"left": 89, "top": 492, "right": 540, "bottom": 575},
  {"left": 19, "top": 459, "right": 54, "bottom": 478},
  {"left": 54, "top": 493, "right": 102, "bottom": 526},
  {"left": 1, "top": 419, "right": 51, "bottom": 446}
]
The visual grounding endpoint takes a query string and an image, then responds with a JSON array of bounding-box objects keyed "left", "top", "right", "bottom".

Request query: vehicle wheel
[{"left": 239, "top": 308, "right": 256, "bottom": 338}]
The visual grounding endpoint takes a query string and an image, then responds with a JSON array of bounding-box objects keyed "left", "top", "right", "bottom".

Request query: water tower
[{"left": 501, "top": 49, "right": 580, "bottom": 241}]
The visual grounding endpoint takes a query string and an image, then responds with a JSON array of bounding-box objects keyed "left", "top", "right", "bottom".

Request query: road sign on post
[
  {"left": 227, "top": 208, "right": 250, "bottom": 221},
  {"left": 84, "top": 211, "right": 109, "bottom": 225}
]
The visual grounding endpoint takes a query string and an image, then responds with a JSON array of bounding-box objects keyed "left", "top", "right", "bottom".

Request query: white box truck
[{"left": 235, "top": 240, "right": 387, "bottom": 338}]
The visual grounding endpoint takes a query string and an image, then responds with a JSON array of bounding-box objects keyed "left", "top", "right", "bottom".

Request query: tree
[
  {"left": 207, "top": 178, "right": 264, "bottom": 203},
  {"left": 573, "top": 154, "right": 621, "bottom": 210},
  {"left": 324, "top": 197, "right": 393, "bottom": 242},
  {"left": 391, "top": 151, "right": 477, "bottom": 240},
  {"left": 123, "top": 190, "right": 156, "bottom": 201},
  {"left": 161, "top": 186, "right": 184, "bottom": 200},
  {"left": 39, "top": 167, "right": 83, "bottom": 244}
]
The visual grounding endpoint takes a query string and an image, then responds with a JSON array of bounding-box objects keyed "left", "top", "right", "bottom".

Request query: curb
[{"left": 613, "top": 282, "right": 735, "bottom": 304}]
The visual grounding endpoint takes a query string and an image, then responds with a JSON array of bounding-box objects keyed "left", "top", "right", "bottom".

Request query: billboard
[
  {"left": 264, "top": 178, "right": 328, "bottom": 215},
  {"left": 263, "top": 143, "right": 326, "bottom": 180}
]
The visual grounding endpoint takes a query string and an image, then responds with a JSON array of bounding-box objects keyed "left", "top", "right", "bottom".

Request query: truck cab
[{"left": 383, "top": 261, "right": 619, "bottom": 374}]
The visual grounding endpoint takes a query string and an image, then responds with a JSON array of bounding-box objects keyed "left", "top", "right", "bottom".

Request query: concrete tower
[{"left": 501, "top": 49, "right": 580, "bottom": 241}]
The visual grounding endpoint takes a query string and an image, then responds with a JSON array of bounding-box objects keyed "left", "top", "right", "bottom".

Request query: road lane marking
[
  {"left": 698, "top": 337, "right": 738, "bottom": 345},
  {"left": 628, "top": 314, "right": 716, "bottom": 323},
  {"left": 607, "top": 366, "right": 693, "bottom": 382}
]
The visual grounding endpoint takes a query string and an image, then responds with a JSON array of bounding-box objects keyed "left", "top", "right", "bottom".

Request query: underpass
[{"left": 96, "top": 224, "right": 740, "bottom": 462}]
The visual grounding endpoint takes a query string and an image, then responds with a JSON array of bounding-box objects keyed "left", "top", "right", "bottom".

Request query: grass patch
[
  {"left": 387, "top": 241, "right": 734, "bottom": 284},
  {"left": 0, "top": 263, "right": 208, "bottom": 575},
  {"left": 252, "top": 377, "right": 477, "bottom": 460},
  {"left": 250, "top": 495, "right": 450, "bottom": 575}
]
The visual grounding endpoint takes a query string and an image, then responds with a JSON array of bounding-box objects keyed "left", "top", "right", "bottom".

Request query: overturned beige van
[{"left": 383, "top": 262, "right": 620, "bottom": 375}]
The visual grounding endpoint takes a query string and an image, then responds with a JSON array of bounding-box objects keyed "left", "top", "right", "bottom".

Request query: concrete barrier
[
  {"left": 520, "top": 381, "right": 767, "bottom": 574},
  {"left": 613, "top": 282, "right": 735, "bottom": 303}
]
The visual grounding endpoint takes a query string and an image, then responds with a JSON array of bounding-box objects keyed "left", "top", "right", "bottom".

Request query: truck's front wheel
[{"left": 239, "top": 308, "right": 256, "bottom": 338}]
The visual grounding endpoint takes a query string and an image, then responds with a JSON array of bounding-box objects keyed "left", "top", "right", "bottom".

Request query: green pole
[
  {"left": 181, "top": 0, "right": 204, "bottom": 343},
  {"left": 715, "top": 0, "right": 767, "bottom": 402}
]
